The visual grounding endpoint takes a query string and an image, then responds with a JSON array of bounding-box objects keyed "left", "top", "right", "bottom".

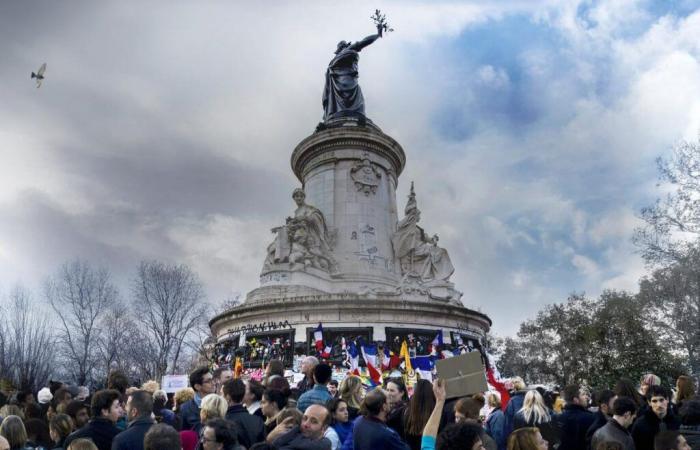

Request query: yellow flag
[
  {"left": 400, "top": 340, "right": 413, "bottom": 372},
  {"left": 234, "top": 357, "right": 243, "bottom": 378}
]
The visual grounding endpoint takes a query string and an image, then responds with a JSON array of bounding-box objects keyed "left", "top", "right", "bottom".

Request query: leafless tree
[
  {"left": 3, "top": 285, "right": 55, "bottom": 391},
  {"left": 45, "top": 260, "right": 117, "bottom": 385},
  {"left": 132, "top": 260, "right": 208, "bottom": 379}
]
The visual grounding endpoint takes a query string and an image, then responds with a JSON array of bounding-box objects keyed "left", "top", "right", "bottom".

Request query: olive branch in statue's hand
[{"left": 371, "top": 9, "right": 394, "bottom": 37}]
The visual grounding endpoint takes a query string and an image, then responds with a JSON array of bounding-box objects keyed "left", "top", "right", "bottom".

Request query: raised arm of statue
[{"left": 349, "top": 32, "right": 380, "bottom": 52}]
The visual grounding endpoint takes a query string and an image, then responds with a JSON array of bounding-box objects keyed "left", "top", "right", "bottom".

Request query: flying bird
[{"left": 31, "top": 63, "right": 46, "bottom": 88}]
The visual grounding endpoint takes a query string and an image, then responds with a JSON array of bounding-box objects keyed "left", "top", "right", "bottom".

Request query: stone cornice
[{"left": 291, "top": 127, "right": 406, "bottom": 182}]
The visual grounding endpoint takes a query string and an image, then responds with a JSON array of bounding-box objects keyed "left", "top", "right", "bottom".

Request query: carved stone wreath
[{"left": 350, "top": 153, "right": 382, "bottom": 195}]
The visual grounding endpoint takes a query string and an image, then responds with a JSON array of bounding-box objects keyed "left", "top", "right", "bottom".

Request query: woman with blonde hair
[
  {"left": 199, "top": 393, "right": 228, "bottom": 423},
  {"left": 0, "top": 415, "right": 28, "bottom": 450},
  {"left": 49, "top": 414, "right": 74, "bottom": 450},
  {"left": 508, "top": 427, "right": 548, "bottom": 450},
  {"left": 339, "top": 375, "right": 363, "bottom": 421},
  {"left": 514, "top": 391, "right": 559, "bottom": 449}
]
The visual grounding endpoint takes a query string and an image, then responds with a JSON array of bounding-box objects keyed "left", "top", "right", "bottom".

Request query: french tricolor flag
[
  {"left": 314, "top": 323, "right": 324, "bottom": 352},
  {"left": 360, "top": 342, "right": 382, "bottom": 385},
  {"left": 346, "top": 340, "right": 360, "bottom": 371}
]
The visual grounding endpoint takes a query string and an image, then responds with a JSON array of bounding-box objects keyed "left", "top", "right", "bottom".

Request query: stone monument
[{"left": 210, "top": 14, "right": 491, "bottom": 368}]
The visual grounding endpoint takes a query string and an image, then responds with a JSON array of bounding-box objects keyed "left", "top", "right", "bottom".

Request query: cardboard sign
[
  {"left": 161, "top": 375, "right": 189, "bottom": 393},
  {"left": 435, "top": 351, "right": 487, "bottom": 399}
]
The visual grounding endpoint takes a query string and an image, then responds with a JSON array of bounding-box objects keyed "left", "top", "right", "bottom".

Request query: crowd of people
[{"left": 0, "top": 358, "right": 698, "bottom": 450}]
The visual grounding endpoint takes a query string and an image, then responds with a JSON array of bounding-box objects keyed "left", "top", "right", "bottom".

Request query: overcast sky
[{"left": 1, "top": 1, "right": 699, "bottom": 336}]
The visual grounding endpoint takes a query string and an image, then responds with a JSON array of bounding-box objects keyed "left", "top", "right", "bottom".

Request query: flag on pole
[
  {"left": 410, "top": 355, "right": 435, "bottom": 381},
  {"left": 234, "top": 357, "right": 243, "bottom": 379},
  {"left": 360, "top": 342, "right": 382, "bottom": 385},
  {"left": 314, "top": 323, "right": 324, "bottom": 352},
  {"left": 400, "top": 340, "right": 413, "bottom": 373},
  {"left": 321, "top": 344, "right": 332, "bottom": 359},
  {"left": 346, "top": 340, "right": 360, "bottom": 371}
]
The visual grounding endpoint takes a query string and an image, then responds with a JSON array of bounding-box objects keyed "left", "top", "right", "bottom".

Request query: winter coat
[
  {"left": 503, "top": 390, "right": 528, "bottom": 437},
  {"left": 585, "top": 410, "right": 609, "bottom": 449},
  {"left": 272, "top": 426, "right": 331, "bottom": 450},
  {"left": 64, "top": 418, "right": 121, "bottom": 450},
  {"left": 680, "top": 424, "right": 700, "bottom": 450},
  {"left": 179, "top": 398, "right": 201, "bottom": 432},
  {"left": 485, "top": 407, "right": 507, "bottom": 450},
  {"left": 631, "top": 407, "right": 680, "bottom": 450},
  {"left": 555, "top": 404, "right": 595, "bottom": 450},
  {"left": 351, "top": 416, "right": 410, "bottom": 450},
  {"left": 590, "top": 419, "right": 634, "bottom": 450},
  {"left": 111, "top": 417, "right": 155, "bottom": 450},
  {"left": 225, "top": 404, "right": 266, "bottom": 449},
  {"left": 513, "top": 411, "right": 561, "bottom": 450}
]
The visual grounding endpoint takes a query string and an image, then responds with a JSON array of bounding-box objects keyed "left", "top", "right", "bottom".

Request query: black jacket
[
  {"left": 585, "top": 410, "right": 609, "bottom": 449},
  {"left": 179, "top": 398, "right": 201, "bottom": 432},
  {"left": 272, "top": 426, "right": 331, "bottom": 450},
  {"left": 556, "top": 404, "right": 595, "bottom": 450},
  {"left": 225, "top": 404, "right": 265, "bottom": 449},
  {"left": 631, "top": 407, "right": 680, "bottom": 450},
  {"left": 64, "top": 418, "right": 121, "bottom": 450},
  {"left": 680, "top": 425, "right": 700, "bottom": 450},
  {"left": 111, "top": 417, "right": 155, "bottom": 450}
]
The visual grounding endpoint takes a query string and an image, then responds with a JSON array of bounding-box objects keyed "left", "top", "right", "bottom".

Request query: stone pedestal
[{"left": 210, "top": 119, "right": 491, "bottom": 362}]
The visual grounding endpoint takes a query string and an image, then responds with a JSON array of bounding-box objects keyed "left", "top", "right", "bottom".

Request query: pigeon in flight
[{"left": 31, "top": 63, "right": 46, "bottom": 88}]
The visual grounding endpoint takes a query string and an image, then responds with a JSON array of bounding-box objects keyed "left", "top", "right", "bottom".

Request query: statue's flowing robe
[
  {"left": 392, "top": 211, "right": 455, "bottom": 281},
  {"left": 392, "top": 212, "right": 420, "bottom": 261},
  {"left": 323, "top": 49, "right": 365, "bottom": 122},
  {"left": 295, "top": 204, "right": 332, "bottom": 254}
]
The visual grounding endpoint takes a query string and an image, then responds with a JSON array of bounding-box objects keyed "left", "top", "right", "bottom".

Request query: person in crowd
[
  {"left": 16, "top": 391, "right": 34, "bottom": 410},
  {"left": 53, "top": 389, "right": 72, "bottom": 415},
  {"left": 507, "top": 427, "right": 548, "bottom": 450},
  {"left": 674, "top": 377, "right": 696, "bottom": 413},
  {"left": 328, "top": 381, "right": 339, "bottom": 400},
  {"left": 556, "top": 384, "right": 595, "bottom": 450},
  {"left": 327, "top": 398, "right": 352, "bottom": 449},
  {"left": 454, "top": 397, "right": 497, "bottom": 450},
  {"left": 679, "top": 399, "right": 700, "bottom": 449},
  {"left": 586, "top": 390, "right": 616, "bottom": 449},
  {"left": 140, "top": 381, "right": 159, "bottom": 396},
  {"left": 74, "top": 388, "right": 89, "bottom": 404},
  {"left": 111, "top": 389, "right": 155, "bottom": 450},
  {"left": 152, "top": 390, "right": 176, "bottom": 427},
  {"left": 0, "top": 406, "right": 24, "bottom": 421},
  {"left": 298, "top": 365, "right": 333, "bottom": 413},
  {"left": 614, "top": 379, "right": 645, "bottom": 413},
  {"left": 67, "top": 439, "right": 98, "bottom": 450},
  {"left": 420, "top": 378, "right": 445, "bottom": 450},
  {"left": 65, "top": 402, "right": 89, "bottom": 431},
  {"left": 338, "top": 376, "right": 363, "bottom": 422},
  {"left": 504, "top": 377, "right": 528, "bottom": 437},
  {"left": 106, "top": 371, "right": 130, "bottom": 432},
  {"left": 513, "top": 389, "right": 559, "bottom": 449},
  {"left": 0, "top": 415, "right": 30, "bottom": 450},
  {"left": 654, "top": 431, "right": 692, "bottom": 450},
  {"left": 212, "top": 368, "right": 233, "bottom": 397},
  {"left": 143, "top": 423, "right": 181, "bottom": 450},
  {"left": 23, "top": 405, "right": 43, "bottom": 421},
  {"left": 63, "top": 389, "right": 122, "bottom": 450},
  {"left": 261, "top": 389, "right": 288, "bottom": 435},
  {"left": 485, "top": 392, "right": 506, "bottom": 450},
  {"left": 349, "top": 387, "right": 408, "bottom": 450},
  {"left": 173, "top": 387, "right": 195, "bottom": 430},
  {"left": 270, "top": 404, "right": 331, "bottom": 450},
  {"left": 245, "top": 380, "right": 265, "bottom": 419},
  {"left": 402, "top": 379, "right": 436, "bottom": 450},
  {"left": 24, "top": 418, "right": 51, "bottom": 449},
  {"left": 201, "top": 418, "right": 240, "bottom": 450},
  {"left": 385, "top": 378, "right": 408, "bottom": 436},
  {"left": 37, "top": 388, "right": 53, "bottom": 418},
  {"left": 180, "top": 392, "right": 228, "bottom": 450},
  {"left": 591, "top": 396, "right": 637, "bottom": 450},
  {"left": 632, "top": 385, "right": 681, "bottom": 450},
  {"left": 180, "top": 367, "right": 215, "bottom": 432},
  {"left": 640, "top": 374, "right": 661, "bottom": 398},
  {"left": 264, "top": 360, "right": 285, "bottom": 387},
  {"left": 49, "top": 414, "right": 74, "bottom": 450},
  {"left": 267, "top": 378, "right": 292, "bottom": 402},
  {"left": 223, "top": 379, "right": 265, "bottom": 449},
  {"left": 0, "top": 436, "right": 9, "bottom": 450},
  {"left": 296, "top": 357, "right": 320, "bottom": 396}
]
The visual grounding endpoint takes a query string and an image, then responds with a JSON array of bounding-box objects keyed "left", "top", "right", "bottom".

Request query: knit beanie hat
[
  {"left": 642, "top": 373, "right": 661, "bottom": 386},
  {"left": 37, "top": 387, "right": 53, "bottom": 404}
]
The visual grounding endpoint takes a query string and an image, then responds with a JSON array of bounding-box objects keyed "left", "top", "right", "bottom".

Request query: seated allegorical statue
[
  {"left": 391, "top": 183, "right": 454, "bottom": 283},
  {"left": 263, "top": 188, "right": 337, "bottom": 274}
]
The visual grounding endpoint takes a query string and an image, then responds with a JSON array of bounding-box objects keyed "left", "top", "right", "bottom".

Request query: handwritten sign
[{"left": 161, "top": 375, "right": 189, "bottom": 393}]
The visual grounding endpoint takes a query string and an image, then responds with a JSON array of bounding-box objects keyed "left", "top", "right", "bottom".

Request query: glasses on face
[
  {"left": 202, "top": 378, "right": 214, "bottom": 384},
  {"left": 200, "top": 436, "right": 217, "bottom": 443}
]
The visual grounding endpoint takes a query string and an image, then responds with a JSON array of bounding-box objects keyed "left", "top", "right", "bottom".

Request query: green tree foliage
[
  {"left": 638, "top": 246, "right": 700, "bottom": 375},
  {"left": 498, "top": 291, "right": 686, "bottom": 388}
]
